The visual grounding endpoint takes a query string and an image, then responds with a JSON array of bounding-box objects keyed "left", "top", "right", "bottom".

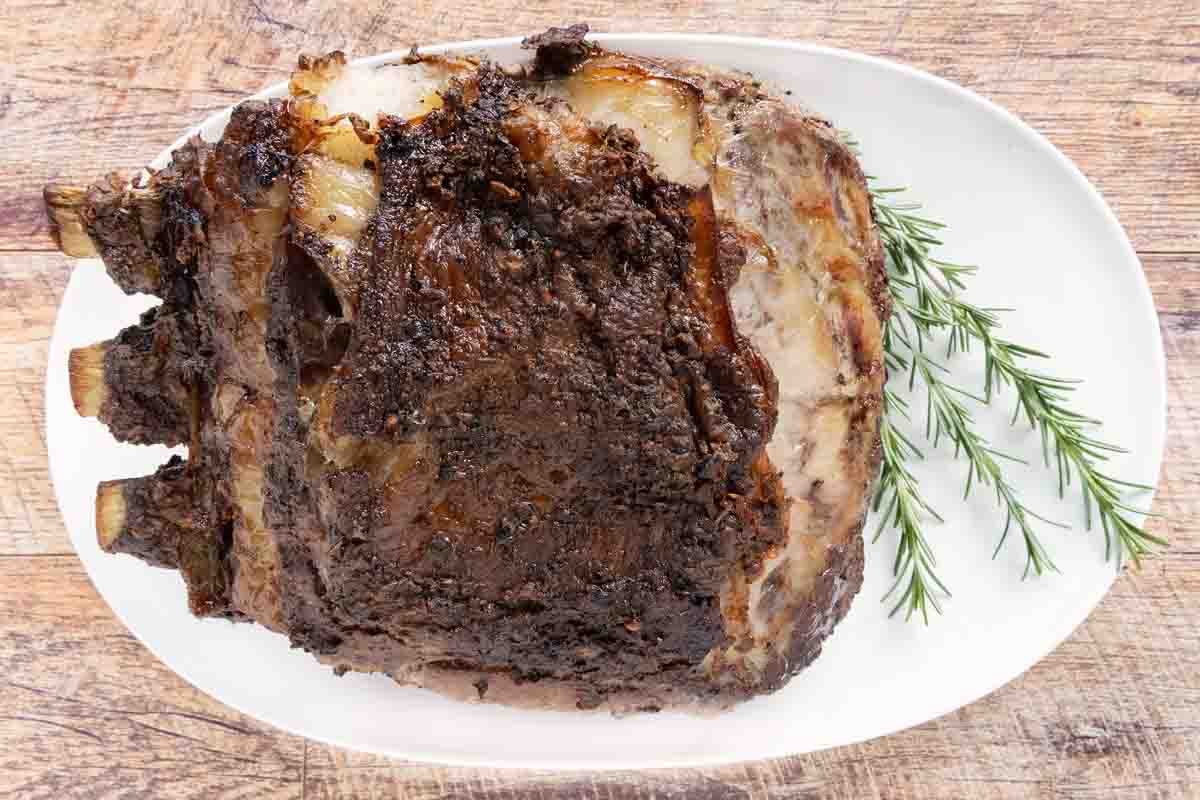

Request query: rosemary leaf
[{"left": 864, "top": 174, "right": 1160, "bottom": 620}]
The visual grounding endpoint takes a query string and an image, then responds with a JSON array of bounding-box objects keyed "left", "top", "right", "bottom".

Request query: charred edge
[
  {"left": 523, "top": 23, "right": 593, "bottom": 77},
  {"left": 215, "top": 99, "right": 297, "bottom": 203},
  {"left": 94, "top": 455, "right": 192, "bottom": 569},
  {"left": 313, "top": 61, "right": 783, "bottom": 695},
  {"left": 83, "top": 174, "right": 165, "bottom": 295},
  {"left": 94, "top": 455, "right": 237, "bottom": 618},
  {"left": 46, "top": 142, "right": 205, "bottom": 297},
  {"left": 77, "top": 307, "right": 195, "bottom": 447}
]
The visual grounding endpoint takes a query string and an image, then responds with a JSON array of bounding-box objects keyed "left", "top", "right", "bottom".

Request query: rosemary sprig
[
  {"left": 941, "top": 295, "right": 1166, "bottom": 565},
  {"left": 909, "top": 347, "right": 1063, "bottom": 579},
  {"left": 871, "top": 386, "right": 948, "bottom": 622},
  {"left": 864, "top": 172, "right": 1161, "bottom": 619}
]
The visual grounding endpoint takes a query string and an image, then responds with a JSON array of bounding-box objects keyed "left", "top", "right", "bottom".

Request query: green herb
[
  {"left": 860, "top": 160, "right": 1162, "bottom": 620},
  {"left": 871, "top": 386, "right": 949, "bottom": 623}
]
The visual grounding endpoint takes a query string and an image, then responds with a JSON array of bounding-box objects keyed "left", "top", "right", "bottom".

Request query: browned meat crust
[
  {"left": 522, "top": 23, "right": 594, "bottom": 76},
  {"left": 293, "top": 67, "right": 788, "bottom": 704},
  {"left": 78, "top": 306, "right": 197, "bottom": 446},
  {"left": 47, "top": 29, "right": 889, "bottom": 712}
]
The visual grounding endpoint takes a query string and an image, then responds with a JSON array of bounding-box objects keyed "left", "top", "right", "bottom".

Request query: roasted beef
[{"left": 47, "top": 26, "right": 888, "bottom": 711}]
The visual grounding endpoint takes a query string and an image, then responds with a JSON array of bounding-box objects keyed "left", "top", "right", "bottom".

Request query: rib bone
[{"left": 68, "top": 307, "right": 195, "bottom": 446}]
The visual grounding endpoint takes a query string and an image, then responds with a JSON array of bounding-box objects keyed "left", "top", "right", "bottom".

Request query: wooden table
[{"left": 2, "top": 2, "right": 1197, "bottom": 797}]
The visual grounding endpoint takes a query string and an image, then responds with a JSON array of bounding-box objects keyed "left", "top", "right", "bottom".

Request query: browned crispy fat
[{"left": 47, "top": 28, "right": 888, "bottom": 712}]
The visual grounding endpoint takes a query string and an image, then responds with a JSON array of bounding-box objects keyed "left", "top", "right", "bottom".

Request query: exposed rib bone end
[
  {"left": 93, "top": 457, "right": 191, "bottom": 569},
  {"left": 95, "top": 480, "right": 128, "bottom": 553},
  {"left": 68, "top": 307, "right": 196, "bottom": 446},
  {"left": 44, "top": 183, "right": 99, "bottom": 258},
  {"left": 69, "top": 343, "right": 109, "bottom": 417}
]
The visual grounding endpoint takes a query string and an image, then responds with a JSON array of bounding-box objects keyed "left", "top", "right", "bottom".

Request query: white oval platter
[{"left": 46, "top": 33, "right": 1165, "bottom": 769}]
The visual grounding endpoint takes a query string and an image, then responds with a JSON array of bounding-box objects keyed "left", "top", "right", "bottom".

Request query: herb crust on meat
[{"left": 47, "top": 25, "right": 888, "bottom": 712}]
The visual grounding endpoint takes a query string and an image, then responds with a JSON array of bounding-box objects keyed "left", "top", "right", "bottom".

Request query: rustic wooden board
[
  {"left": 3, "top": 0, "right": 1198, "bottom": 255},
  {"left": 1, "top": 0, "right": 1198, "bottom": 797},
  {"left": 0, "top": 557, "right": 306, "bottom": 799}
]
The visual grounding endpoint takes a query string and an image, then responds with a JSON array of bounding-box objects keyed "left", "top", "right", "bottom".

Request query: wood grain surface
[{"left": 1, "top": 1, "right": 1197, "bottom": 797}]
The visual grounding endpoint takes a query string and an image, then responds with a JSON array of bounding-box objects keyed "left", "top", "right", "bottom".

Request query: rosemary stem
[{"left": 864, "top": 173, "right": 1160, "bottom": 620}]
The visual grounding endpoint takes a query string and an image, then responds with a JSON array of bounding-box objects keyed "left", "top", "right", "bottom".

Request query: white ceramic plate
[{"left": 46, "top": 34, "right": 1165, "bottom": 769}]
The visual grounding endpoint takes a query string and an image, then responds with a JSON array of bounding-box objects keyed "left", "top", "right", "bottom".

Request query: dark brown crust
[
  {"left": 79, "top": 173, "right": 163, "bottom": 294},
  {"left": 62, "top": 144, "right": 206, "bottom": 302},
  {"left": 97, "top": 455, "right": 192, "bottom": 569},
  {"left": 263, "top": 239, "right": 367, "bottom": 658},
  {"left": 96, "top": 455, "right": 237, "bottom": 618},
  {"left": 521, "top": 23, "right": 593, "bottom": 77},
  {"left": 52, "top": 33, "right": 891, "bottom": 712},
  {"left": 290, "top": 66, "right": 789, "bottom": 702},
  {"left": 82, "top": 101, "right": 301, "bottom": 621},
  {"left": 93, "top": 306, "right": 196, "bottom": 447}
]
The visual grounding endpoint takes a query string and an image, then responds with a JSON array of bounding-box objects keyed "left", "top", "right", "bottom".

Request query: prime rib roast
[{"left": 47, "top": 26, "right": 889, "bottom": 712}]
